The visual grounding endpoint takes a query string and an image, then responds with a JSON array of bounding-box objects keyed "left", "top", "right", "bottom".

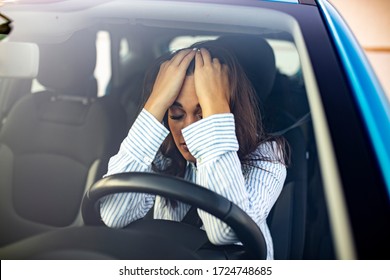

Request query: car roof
[{"left": 4, "top": 0, "right": 319, "bottom": 12}]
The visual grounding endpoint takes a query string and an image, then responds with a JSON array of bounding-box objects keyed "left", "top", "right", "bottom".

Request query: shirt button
[{"left": 198, "top": 158, "right": 202, "bottom": 164}]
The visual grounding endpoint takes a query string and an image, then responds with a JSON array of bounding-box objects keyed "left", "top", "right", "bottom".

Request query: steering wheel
[{"left": 81, "top": 172, "right": 267, "bottom": 259}]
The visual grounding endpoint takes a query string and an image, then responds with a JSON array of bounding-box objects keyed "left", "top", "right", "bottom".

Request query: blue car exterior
[{"left": 318, "top": 0, "right": 390, "bottom": 199}]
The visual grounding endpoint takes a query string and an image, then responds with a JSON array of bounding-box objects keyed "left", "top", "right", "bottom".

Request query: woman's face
[{"left": 167, "top": 75, "right": 202, "bottom": 163}]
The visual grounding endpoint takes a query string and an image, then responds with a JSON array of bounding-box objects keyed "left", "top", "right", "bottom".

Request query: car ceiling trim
[
  {"left": 3, "top": 1, "right": 294, "bottom": 42},
  {"left": 260, "top": 0, "right": 298, "bottom": 4},
  {"left": 298, "top": 0, "right": 316, "bottom": 5}
]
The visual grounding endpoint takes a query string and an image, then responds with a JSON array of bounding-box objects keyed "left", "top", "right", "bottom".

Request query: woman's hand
[
  {"left": 144, "top": 49, "right": 196, "bottom": 122},
  {"left": 194, "top": 48, "right": 231, "bottom": 118}
]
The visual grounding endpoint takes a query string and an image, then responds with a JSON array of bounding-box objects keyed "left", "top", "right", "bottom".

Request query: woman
[{"left": 100, "top": 41, "right": 287, "bottom": 259}]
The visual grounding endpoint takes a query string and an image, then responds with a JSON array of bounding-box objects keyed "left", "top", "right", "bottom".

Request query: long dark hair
[{"left": 140, "top": 40, "right": 288, "bottom": 179}]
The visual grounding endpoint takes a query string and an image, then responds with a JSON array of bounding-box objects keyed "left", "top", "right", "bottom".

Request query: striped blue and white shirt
[{"left": 100, "top": 109, "right": 286, "bottom": 259}]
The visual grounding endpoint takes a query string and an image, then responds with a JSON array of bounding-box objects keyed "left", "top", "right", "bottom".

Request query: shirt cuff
[
  {"left": 122, "top": 109, "right": 169, "bottom": 165},
  {"left": 182, "top": 113, "right": 239, "bottom": 165}
]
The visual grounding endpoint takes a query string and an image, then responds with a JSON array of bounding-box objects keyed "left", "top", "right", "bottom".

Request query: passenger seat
[{"left": 0, "top": 30, "right": 127, "bottom": 246}]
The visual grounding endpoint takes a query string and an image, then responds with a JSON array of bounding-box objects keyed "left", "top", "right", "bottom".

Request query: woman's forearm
[{"left": 100, "top": 109, "right": 169, "bottom": 228}]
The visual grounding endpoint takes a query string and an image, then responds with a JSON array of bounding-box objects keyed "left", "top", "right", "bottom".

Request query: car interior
[
  {"left": 0, "top": 8, "right": 335, "bottom": 259},
  {"left": 0, "top": 29, "right": 128, "bottom": 246}
]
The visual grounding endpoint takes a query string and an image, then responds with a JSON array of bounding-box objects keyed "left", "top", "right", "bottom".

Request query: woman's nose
[{"left": 183, "top": 115, "right": 198, "bottom": 129}]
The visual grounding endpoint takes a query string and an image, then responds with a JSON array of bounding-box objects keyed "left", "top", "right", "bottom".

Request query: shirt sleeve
[
  {"left": 100, "top": 109, "right": 169, "bottom": 228},
  {"left": 182, "top": 113, "right": 287, "bottom": 247}
]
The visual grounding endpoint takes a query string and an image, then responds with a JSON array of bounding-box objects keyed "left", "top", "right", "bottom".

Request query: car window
[
  {"left": 268, "top": 39, "right": 300, "bottom": 76},
  {"left": 95, "top": 31, "right": 111, "bottom": 97},
  {"left": 169, "top": 36, "right": 301, "bottom": 77}
]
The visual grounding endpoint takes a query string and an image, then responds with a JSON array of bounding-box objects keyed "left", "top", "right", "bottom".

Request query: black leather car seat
[
  {"left": 215, "top": 35, "right": 309, "bottom": 259},
  {"left": 0, "top": 30, "right": 127, "bottom": 246},
  {"left": 264, "top": 69, "right": 310, "bottom": 260}
]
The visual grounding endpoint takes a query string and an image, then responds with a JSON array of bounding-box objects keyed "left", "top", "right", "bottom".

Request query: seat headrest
[
  {"left": 37, "top": 30, "right": 97, "bottom": 96},
  {"left": 215, "top": 35, "right": 276, "bottom": 103}
]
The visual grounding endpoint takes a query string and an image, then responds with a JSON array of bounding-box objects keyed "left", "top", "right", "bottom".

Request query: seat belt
[
  {"left": 143, "top": 204, "right": 154, "bottom": 220},
  {"left": 270, "top": 112, "right": 311, "bottom": 136}
]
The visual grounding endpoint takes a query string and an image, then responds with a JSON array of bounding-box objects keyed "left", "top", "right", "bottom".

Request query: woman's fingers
[
  {"left": 199, "top": 48, "right": 212, "bottom": 65},
  {"left": 193, "top": 48, "right": 230, "bottom": 118},
  {"left": 196, "top": 48, "right": 221, "bottom": 69},
  {"left": 195, "top": 48, "right": 204, "bottom": 67},
  {"left": 213, "top": 57, "right": 221, "bottom": 67},
  {"left": 144, "top": 48, "right": 197, "bottom": 122},
  {"left": 170, "top": 48, "right": 196, "bottom": 67}
]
